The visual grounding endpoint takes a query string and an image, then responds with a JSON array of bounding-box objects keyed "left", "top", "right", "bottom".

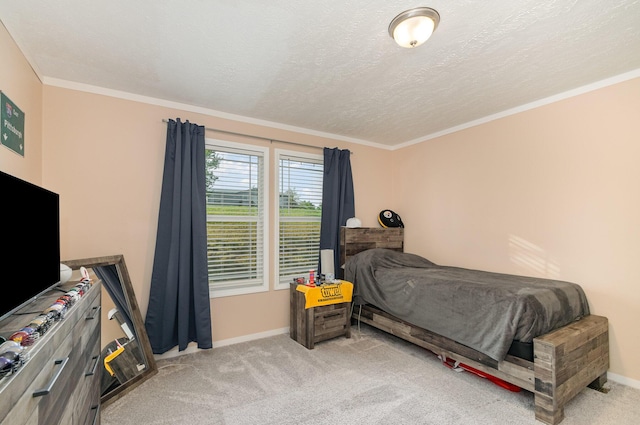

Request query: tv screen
[{"left": 0, "top": 170, "right": 60, "bottom": 321}]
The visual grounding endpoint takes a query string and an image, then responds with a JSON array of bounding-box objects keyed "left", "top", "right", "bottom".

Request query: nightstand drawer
[{"left": 314, "top": 304, "right": 348, "bottom": 339}]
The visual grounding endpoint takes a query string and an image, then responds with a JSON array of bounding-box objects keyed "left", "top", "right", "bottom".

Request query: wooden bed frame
[{"left": 340, "top": 227, "right": 609, "bottom": 425}]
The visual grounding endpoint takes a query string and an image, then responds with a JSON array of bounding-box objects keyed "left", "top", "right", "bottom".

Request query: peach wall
[
  {"left": 392, "top": 78, "right": 640, "bottom": 381},
  {"left": 41, "top": 85, "right": 392, "bottom": 344},
  {"left": 0, "top": 23, "right": 42, "bottom": 183}
]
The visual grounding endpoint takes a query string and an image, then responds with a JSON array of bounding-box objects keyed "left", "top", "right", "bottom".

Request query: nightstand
[{"left": 289, "top": 282, "right": 351, "bottom": 349}]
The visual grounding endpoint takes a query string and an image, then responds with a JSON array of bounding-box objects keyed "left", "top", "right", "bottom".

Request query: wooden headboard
[{"left": 339, "top": 227, "right": 404, "bottom": 268}]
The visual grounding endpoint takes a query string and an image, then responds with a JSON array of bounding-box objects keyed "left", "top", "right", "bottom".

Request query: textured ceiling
[{"left": 1, "top": 0, "right": 640, "bottom": 147}]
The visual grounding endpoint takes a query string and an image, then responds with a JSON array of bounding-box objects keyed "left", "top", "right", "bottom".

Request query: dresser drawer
[{"left": 59, "top": 334, "right": 101, "bottom": 425}]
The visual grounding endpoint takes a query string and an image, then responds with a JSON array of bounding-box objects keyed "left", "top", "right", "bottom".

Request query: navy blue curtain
[
  {"left": 94, "top": 265, "right": 134, "bottom": 336},
  {"left": 144, "top": 118, "right": 212, "bottom": 354},
  {"left": 319, "top": 148, "right": 355, "bottom": 279}
]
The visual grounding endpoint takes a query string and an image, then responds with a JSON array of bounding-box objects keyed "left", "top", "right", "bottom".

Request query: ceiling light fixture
[{"left": 389, "top": 7, "right": 440, "bottom": 48}]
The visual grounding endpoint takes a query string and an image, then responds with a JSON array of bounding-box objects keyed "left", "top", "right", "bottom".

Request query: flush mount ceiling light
[{"left": 389, "top": 7, "right": 440, "bottom": 48}]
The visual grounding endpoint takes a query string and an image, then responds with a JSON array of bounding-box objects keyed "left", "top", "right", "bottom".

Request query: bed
[{"left": 340, "top": 227, "right": 609, "bottom": 425}]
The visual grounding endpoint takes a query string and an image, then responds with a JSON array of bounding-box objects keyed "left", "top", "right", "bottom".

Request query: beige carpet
[{"left": 102, "top": 324, "right": 638, "bottom": 424}]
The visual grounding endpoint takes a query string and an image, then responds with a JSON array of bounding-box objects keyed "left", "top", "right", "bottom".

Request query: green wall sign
[{"left": 1, "top": 91, "right": 25, "bottom": 156}]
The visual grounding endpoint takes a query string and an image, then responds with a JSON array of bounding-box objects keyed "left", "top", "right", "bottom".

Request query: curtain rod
[{"left": 161, "top": 119, "right": 329, "bottom": 152}]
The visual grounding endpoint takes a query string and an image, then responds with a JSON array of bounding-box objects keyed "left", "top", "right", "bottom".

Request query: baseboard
[
  {"left": 153, "top": 327, "right": 290, "bottom": 361},
  {"left": 608, "top": 372, "right": 640, "bottom": 389}
]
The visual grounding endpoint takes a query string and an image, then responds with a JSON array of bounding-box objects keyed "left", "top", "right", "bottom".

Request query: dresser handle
[
  {"left": 33, "top": 357, "right": 69, "bottom": 397},
  {"left": 85, "top": 354, "right": 100, "bottom": 377},
  {"left": 86, "top": 305, "right": 101, "bottom": 320},
  {"left": 89, "top": 405, "right": 100, "bottom": 425}
]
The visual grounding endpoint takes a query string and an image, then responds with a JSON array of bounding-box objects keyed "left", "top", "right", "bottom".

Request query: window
[
  {"left": 274, "top": 150, "right": 323, "bottom": 289},
  {"left": 205, "top": 140, "right": 269, "bottom": 297}
]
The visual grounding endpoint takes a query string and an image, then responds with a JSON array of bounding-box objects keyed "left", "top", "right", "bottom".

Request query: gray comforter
[{"left": 344, "top": 249, "right": 590, "bottom": 361}]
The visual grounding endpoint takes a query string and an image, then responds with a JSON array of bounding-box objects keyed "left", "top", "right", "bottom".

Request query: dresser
[{"left": 0, "top": 278, "right": 101, "bottom": 425}]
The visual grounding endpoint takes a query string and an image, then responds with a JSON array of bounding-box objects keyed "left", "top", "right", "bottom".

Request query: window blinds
[
  {"left": 206, "top": 148, "right": 265, "bottom": 289},
  {"left": 277, "top": 153, "right": 323, "bottom": 284}
]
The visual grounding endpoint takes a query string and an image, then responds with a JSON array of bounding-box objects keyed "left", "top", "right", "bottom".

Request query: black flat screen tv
[{"left": 0, "top": 170, "right": 60, "bottom": 322}]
